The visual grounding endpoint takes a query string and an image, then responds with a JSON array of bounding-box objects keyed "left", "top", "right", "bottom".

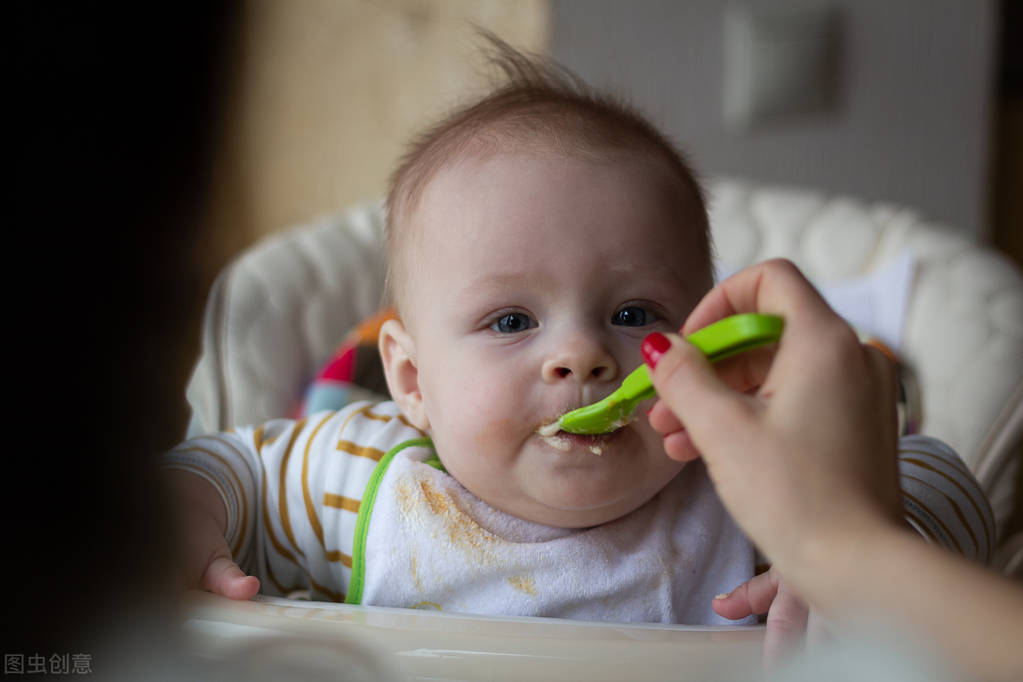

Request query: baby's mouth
[{"left": 536, "top": 419, "right": 616, "bottom": 456}]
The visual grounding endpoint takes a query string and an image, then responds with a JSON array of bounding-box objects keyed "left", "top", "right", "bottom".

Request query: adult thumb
[{"left": 643, "top": 332, "right": 753, "bottom": 449}]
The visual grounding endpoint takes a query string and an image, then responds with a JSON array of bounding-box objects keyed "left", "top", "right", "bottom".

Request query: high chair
[{"left": 182, "top": 177, "right": 1023, "bottom": 679}]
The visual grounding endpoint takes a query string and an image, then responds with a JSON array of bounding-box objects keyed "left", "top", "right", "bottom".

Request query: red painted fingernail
[{"left": 642, "top": 332, "right": 671, "bottom": 369}]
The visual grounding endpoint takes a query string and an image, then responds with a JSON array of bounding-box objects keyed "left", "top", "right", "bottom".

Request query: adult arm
[{"left": 645, "top": 259, "right": 1023, "bottom": 681}]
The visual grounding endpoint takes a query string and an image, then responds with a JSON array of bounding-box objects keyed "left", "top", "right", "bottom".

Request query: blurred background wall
[
  {"left": 553, "top": 0, "right": 996, "bottom": 238},
  {"left": 202, "top": 0, "right": 550, "bottom": 282}
]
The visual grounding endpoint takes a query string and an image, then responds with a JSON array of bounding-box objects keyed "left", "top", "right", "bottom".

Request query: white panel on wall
[{"left": 723, "top": 3, "right": 841, "bottom": 131}]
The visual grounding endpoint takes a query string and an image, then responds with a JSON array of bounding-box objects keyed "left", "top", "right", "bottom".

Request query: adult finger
[
  {"left": 646, "top": 400, "right": 701, "bottom": 461},
  {"left": 682, "top": 259, "right": 831, "bottom": 336},
  {"left": 705, "top": 345, "right": 777, "bottom": 395},
  {"left": 647, "top": 399, "right": 683, "bottom": 435},
  {"left": 763, "top": 584, "right": 809, "bottom": 670},
  {"left": 647, "top": 345, "right": 775, "bottom": 463},
  {"left": 805, "top": 607, "right": 834, "bottom": 651},
  {"left": 643, "top": 332, "right": 756, "bottom": 458}
]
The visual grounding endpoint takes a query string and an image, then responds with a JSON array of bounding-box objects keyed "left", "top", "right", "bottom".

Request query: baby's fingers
[
  {"left": 201, "top": 556, "right": 260, "bottom": 600},
  {"left": 712, "top": 569, "right": 780, "bottom": 620}
]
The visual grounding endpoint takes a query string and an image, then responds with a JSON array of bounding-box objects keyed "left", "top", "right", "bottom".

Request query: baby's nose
[{"left": 542, "top": 340, "right": 619, "bottom": 384}]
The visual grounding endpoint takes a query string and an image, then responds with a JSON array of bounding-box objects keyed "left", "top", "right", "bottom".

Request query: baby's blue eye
[
  {"left": 612, "top": 306, "right": 651, "bottom": 327},
  {"left": 491, "top": 312, "right": 536, "bottom": 334}
]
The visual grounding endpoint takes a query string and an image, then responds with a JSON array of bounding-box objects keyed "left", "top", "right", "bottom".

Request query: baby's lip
[{"left": 536, "top": 427, "right": 617, "bottom": 456}]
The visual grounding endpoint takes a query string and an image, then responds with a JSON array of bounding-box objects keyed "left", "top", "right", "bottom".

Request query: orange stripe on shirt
[
  {"left": 900, "top": 447, "right": 973, "bottom": 482},
  {"left": 309, "top": 575, "right": 344, "bottom": 602},
  {"left": 323, "top": 493, "right": 361, "bottom": 513},
  {"left": 336, "top": 440, "right": 386, "bottom": 462},
  {"left": 901, "top": 458, "right": 990, "bottom": 552},
  {"left": 278, "top": 419, "right": 309, "bottom": 559},
  {"left": 365, "top": 406, "right": 421, "bottom": 432},
  {"left": 261, "top": 466, "right": 300, "bottom": 566},
  {"left": 361, "top": 407, "right": 395, "bottom": 423},
  {"left": 324, "top": 549, "right": 354, "bottom": 568},
  {"left": 303, "top": 412, "right": 336, "bottom": 549}
]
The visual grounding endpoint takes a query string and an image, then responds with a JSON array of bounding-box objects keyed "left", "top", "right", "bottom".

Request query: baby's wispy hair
[{"left": 384, "top": 31, "right": 711, "bottom": 309}]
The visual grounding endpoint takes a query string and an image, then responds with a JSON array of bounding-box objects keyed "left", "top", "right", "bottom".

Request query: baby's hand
[
  {"left": 713, "top": 566, "right": 811, "bottom": 669},
  {"left": 166, "top": 470, "right": 260, "bottom": 600}
]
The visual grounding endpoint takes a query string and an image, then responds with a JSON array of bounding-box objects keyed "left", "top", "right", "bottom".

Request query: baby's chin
[
  {"left": 496, "top": 427, "right": 683, "bottom": 526},
  {"left": 509, "top": 498, "right": 650, "bottom": 529},
  {"left": 502, "top": 476, "right": 677, "bottom": 529}
]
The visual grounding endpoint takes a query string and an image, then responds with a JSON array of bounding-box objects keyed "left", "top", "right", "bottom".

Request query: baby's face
[{"left": 396, "top": 152, "right": 709, "bottom": 527}]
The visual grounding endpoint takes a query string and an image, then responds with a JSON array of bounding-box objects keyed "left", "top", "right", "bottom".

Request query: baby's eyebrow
[
  {"left": 460, "top": 271, "right": 554, "bottom": 294},
  {"left": 447, "top": 272, "right": 543, "bottom": 310},
  {"left": 601, "top": 264, "right": 697, "bottom": 296},
  {"left": 455, "top": 267, "right": 698, "bottom": 311}
]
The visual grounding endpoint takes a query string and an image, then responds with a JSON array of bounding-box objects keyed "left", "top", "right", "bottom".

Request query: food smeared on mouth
[
  {"left": 537, "top": 411, "right": 638, "bottom": 440},
  {"left": 536, "top": 421, "right": 613, "bottom": 455},
  {"left": 539, "top": 432, "right": 573, "bottom": 451},
  {"left": 537, "top": 421, "right": 561, "bottom": 437}
]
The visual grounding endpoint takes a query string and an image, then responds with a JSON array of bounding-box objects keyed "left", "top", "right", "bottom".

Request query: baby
[{"left": 165, "top": 39, "right": 991, "bottom": 626}]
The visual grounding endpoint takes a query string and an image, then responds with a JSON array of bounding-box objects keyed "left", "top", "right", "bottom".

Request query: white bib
[{"left": 356, "top": 441, "right": 756, "bottom": 625}]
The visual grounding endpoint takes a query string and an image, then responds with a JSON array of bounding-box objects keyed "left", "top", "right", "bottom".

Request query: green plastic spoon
[{"left": 549, "top": 313, "right": 784, "bottom": 435}]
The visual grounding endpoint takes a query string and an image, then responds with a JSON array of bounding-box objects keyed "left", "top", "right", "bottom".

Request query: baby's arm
[
  {"left": 164, "top": 468, "right": 260, "bottom": 599},
  {"left": 162, "top": 413, "right": 344, "bottom": 600},
  {"left": 712, "top": 567, "right": 810, "bottom": 668},
  {"left": 163, "top": 427, "right": 269, "bottom": 600}
]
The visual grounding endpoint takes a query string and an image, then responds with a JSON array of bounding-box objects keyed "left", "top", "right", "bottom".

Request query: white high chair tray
[{"left": 183, "top": 591, "right": 765, "bottom": 680}]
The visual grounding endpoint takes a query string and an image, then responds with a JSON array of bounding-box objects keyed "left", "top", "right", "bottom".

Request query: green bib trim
[{"left": 345, "top": 437, "right": 439, "bottom": 605}]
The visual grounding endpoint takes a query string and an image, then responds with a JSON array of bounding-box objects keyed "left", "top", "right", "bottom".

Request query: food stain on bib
[
  {"left": 506, "top": 575, "right": 537, "bottom": 596},
  {"left": 396, "top": 474, "right": 501, "bottom": 567}
]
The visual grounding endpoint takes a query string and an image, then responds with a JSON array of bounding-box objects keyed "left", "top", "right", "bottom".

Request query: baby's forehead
[
  {"left": 417, "top": 147, "right": 684, "bottom": 210},
  {"left": 407, "top": 149, "right": 699, "bottom": 251},
  {"left": 390, "top": 146, "right": 710, "bottom": 314},
  {"left": 408, "top": 151, "right": 708, "bottom": 269}
]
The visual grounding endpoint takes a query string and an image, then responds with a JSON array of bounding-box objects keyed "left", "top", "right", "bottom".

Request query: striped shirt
[
  {"left": 897, "top": 434, "right": 994, "bottom": 562},
  {"left": 164, "top": 402, "right": 994, "bottom": 606},
  {"left": 165, "top": 401, "right": 425, "bottom": 601}
]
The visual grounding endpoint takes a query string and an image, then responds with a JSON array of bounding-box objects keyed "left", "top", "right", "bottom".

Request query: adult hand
[
  {"left": 644, "top": 259, "right": 903, "bottom": 582},
  {"left": 644, "top": 260, "right": 1023, "bottom": 681}
]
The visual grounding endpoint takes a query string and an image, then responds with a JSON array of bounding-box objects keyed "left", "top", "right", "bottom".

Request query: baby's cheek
[
  {"left": 436, "top": 381, "right": 506, "bottom": 438},
  {"left": 465, "top": 397, "right": 518, "bottom": 446}
]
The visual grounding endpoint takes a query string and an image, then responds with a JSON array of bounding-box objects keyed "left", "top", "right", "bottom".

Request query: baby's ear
[{"left": 378, "top": 318, "right": 430, "bottom": 431}]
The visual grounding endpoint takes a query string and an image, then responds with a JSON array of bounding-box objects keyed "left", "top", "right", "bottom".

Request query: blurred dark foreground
[{"left": 9, "top": 3, "right": 239, "bottom": 675}]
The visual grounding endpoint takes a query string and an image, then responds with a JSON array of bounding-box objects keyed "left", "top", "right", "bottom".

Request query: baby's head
[{"left": 379, "top": 37, "right": 714, "bottom": 528}]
